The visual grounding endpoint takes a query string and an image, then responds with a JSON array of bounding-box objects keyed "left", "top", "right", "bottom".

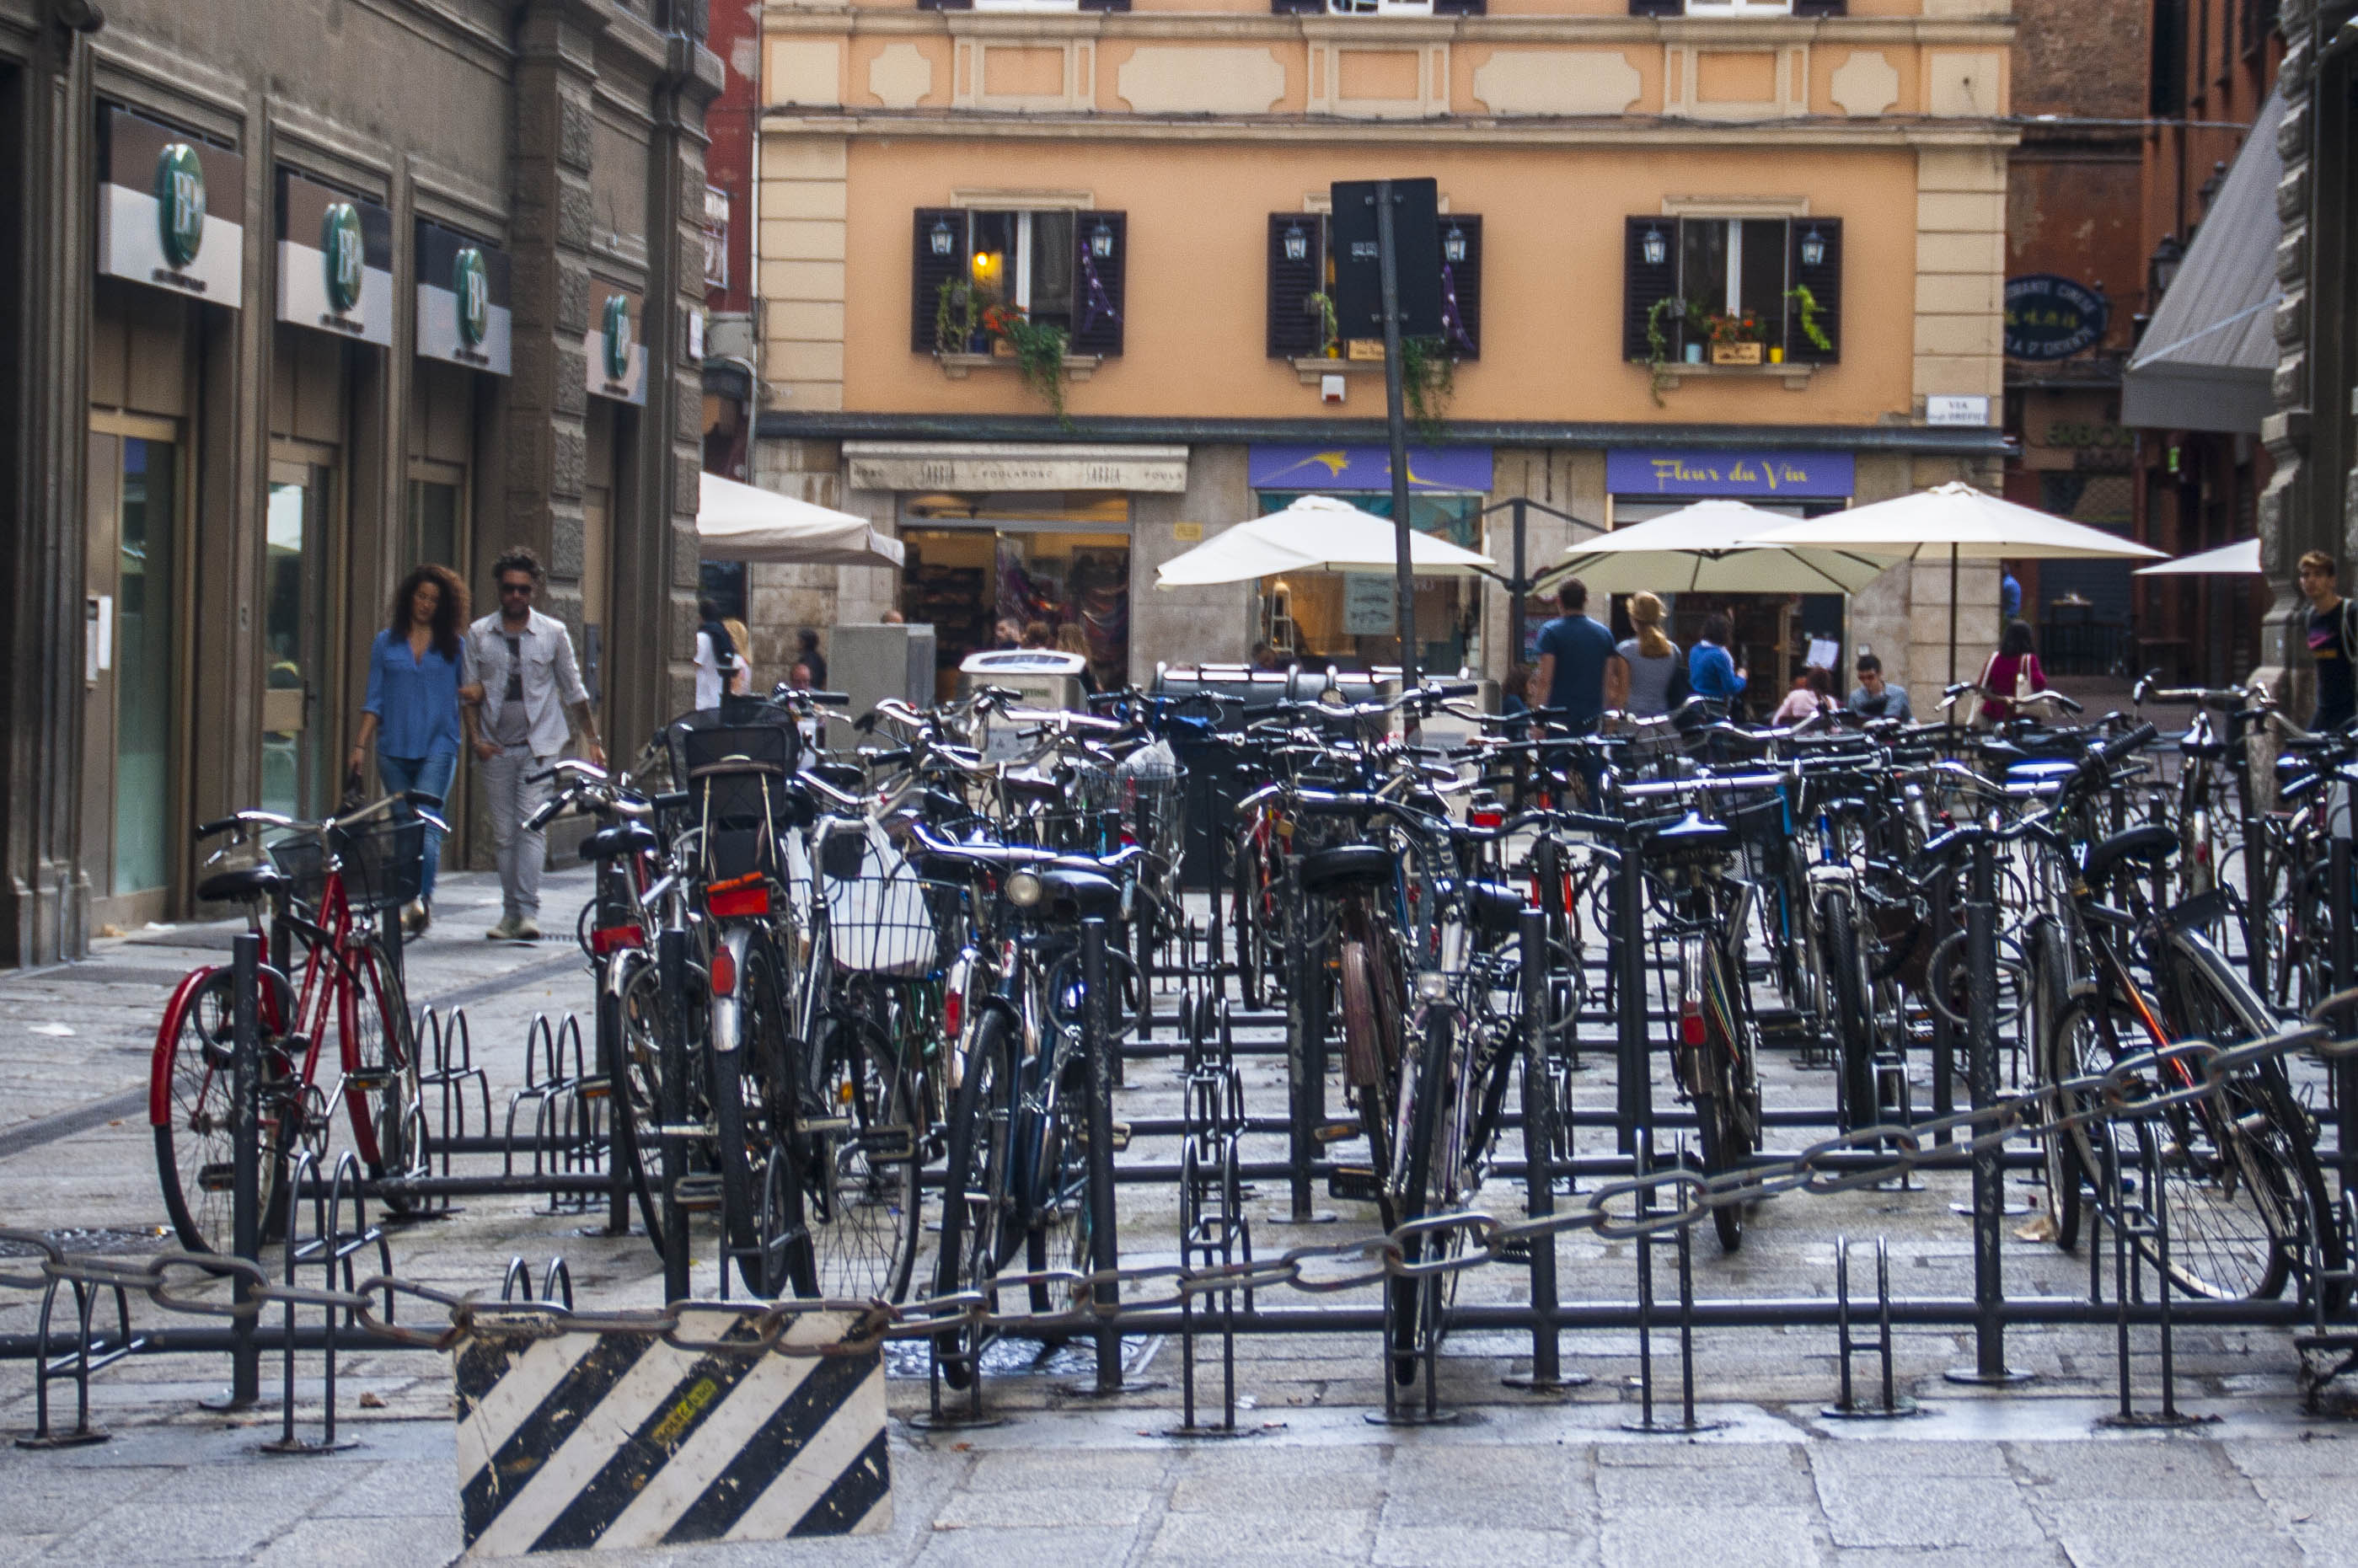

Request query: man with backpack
[{"left": 2299, "top": 550, "right": 2356, "bottom": 733}]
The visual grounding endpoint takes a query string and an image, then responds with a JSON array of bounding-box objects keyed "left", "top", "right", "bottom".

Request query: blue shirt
[
  {"left": 364, "top": 629, "right": 465, "bottom": 758},
  {"left": 2001, "top": 572, "right": 2023, "bottom": 621},
  {"left": 1537, "top": 613, "right": 1618, "bottom": 724},
  {"left": 1689, "top": 642, "right": 1746, "bottom": 703}
]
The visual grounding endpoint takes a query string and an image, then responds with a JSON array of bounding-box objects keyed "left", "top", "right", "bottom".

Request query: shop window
[
  {"left": 1252, "top": 490, "right": 1480, "bottom": 672},
  {"left": 1628, "top": 0, "right": 1842, "bottom": 13},
  {"left": 407, "top": 466, "right": 464, "bottom": 574},
  {"left": 1265, "top": 212, "right": 1482, "bottom": 361},
  {"left": 900, "top": 492, "right": 1132, "bottom": 698},
  {"left": 911, "top": 207, "right": 1125, "bottom": 358},
  {"left": 1621, "top": 216, "right": 1841, "bottom": 367}
]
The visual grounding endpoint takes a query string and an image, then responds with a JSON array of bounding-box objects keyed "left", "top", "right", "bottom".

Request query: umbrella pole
[{"left": 1948, "top": 543, "right": 1959, "bottom": 687}]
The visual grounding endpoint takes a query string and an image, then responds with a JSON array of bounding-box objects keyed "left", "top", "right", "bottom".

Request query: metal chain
[{"left": 8, "top": 998, "right": 2355, "bottom": 1362}]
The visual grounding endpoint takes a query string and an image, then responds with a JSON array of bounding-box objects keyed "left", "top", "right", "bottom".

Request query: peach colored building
[{"left": 745, "top": 0, "right": 2018, "bottom": 698}]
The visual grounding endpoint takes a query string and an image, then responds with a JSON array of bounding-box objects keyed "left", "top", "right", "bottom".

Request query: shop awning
[
  {"left": 2122, "top": 87, "right": 2285, "bottom": 435},
  {"left": 697, "top": 471, "right": 904, "bottom": 568},
  {"left": 2135, "top": 537, "right": 2261, "bottom": 576}
]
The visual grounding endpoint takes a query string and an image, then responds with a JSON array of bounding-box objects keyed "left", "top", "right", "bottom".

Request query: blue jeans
[{"left": 378, "top": 752, "right": 458, "bottom": 904}]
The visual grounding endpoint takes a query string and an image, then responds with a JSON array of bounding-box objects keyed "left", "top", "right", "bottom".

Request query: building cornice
[
  {"left": 761, "top": 8, "right": 2012, "bottom": 45},
  {"left": 756, "top": 107, "right": 2019, "bottom": 148},
  {"left": 761, "top": 409, "right": 2011, "bottom": 455}
]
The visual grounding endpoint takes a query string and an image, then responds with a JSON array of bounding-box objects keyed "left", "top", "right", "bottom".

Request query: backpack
[{"left": 1664, "top": 642, "right": 1691, "bottom": 709}]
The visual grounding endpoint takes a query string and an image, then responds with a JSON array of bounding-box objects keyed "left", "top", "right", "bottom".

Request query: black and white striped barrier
[{"left": 453, "top": 1304, "right": 891, "bottom": 1555}]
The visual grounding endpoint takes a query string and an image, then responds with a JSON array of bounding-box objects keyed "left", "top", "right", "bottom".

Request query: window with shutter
[
  {"left": 1632, "top": 0, "right": 1841, "bottom": 13},
  {"left": 1622, "top": 217, "right": 1680, "bottom": 362},
  {"left": 1070, "top": 211, "right": 1126, "bottom": 357},
  {"left": 1439, "top": 216, "right": 1481, "bottom": 361},
  {"left": 1785, "top": 217, "right": 1841, "bottom": 363},
  {"left": 1266, "top": 213, "right": 1329, "bottom": 360},
  {"left": 1272, "top": 0, "right": 1482, "bottom": 12},
  {"left": 913, "top": 207, "right": 969, "bottom": 354}
]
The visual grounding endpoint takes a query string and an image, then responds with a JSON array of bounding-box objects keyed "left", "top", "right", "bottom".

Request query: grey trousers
[{"left": 481, "top": 744, "right": 556, "bottom": 919}]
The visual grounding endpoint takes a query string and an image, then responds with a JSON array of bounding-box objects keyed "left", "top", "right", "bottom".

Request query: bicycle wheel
[
  {"left": 1231, "top": 845, "right": 1266, "bottom": 1009},
  {"left": 2027, "top": 919, "right": 2085, "bottom": 1253},
  {"left": 712, "top": 939, "right": 812, "bottom": 1297},
  {"left": 1025, "top": 1037, "right": 1096, "bottom": 1321},
  {"left": 153, "top": 968, "right": 287, "bottom": 1254},
  {"left": 1693, "top": 941, "right": 1754, "bottom": 1254},
  {"left": 1816, "top": 889, "right": 1875, "bottom": 1133},
  {"left": 804, "top": 994, "right": 923, "bottom": 1301},
  {"left": 933, "top": 1007, "right": 1017, "bottom": 1388},
  {"left": 335, "top": 939, "right": 413, "bottom": 1185},
  {"left": 1389, "top": 1005, "right": 1461, "bottom": 1384}
]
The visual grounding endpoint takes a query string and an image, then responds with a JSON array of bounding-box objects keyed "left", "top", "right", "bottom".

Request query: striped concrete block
[{"left": 453, "top": 1305, "right": 891, "bottom": 1555}]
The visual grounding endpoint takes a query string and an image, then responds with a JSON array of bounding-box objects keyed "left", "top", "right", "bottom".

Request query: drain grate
[{"left": 0, "top": 1225, "right": 171, "bottom": 1260}]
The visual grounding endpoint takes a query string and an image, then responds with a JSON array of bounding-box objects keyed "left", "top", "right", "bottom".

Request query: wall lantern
[
  {"left": 1640, "top": 225, "right": 1667, "bottom": 267},
  {"left": 1798, "top": 226, "right": 1826, "bottom": 269},
  {"left": 1090, "top": 217, "right": 1116, "bottom": 260},
  {"left": 929, "top": 216, "right": 956, "bottom": 257},
  {"left": 1283, "top": 221, "right": 1309, "bottom": 263},
  {"left": 1442, "top": 222, "right": 1466, "bottom": 264},
  {"left": 2148, "top": 233, "right": 2185, "bottom": 301}
]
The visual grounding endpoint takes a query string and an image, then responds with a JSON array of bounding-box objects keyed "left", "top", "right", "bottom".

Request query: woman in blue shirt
[
  {"left": 349, "top": 565, "right": 469, "bottom": 934},
  {"left": 1687, "top": 611, "right": 1749, "bottom": 714}
]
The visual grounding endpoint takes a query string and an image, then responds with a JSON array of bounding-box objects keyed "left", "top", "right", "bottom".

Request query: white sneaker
[
  {"left": 486, "top": 915, "right": 520, "bottom": 941},
  {"left": 512, "top": 917, "right": 542, "bottom": 941}
]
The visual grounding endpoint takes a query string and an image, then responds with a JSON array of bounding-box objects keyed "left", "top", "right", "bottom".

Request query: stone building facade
[{"left": 0, "top": 0, "right": 721, "bottom": 965}]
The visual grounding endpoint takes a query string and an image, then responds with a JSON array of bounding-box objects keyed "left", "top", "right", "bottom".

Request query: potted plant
[
  {"left": 1703, "top": 308, "right": 1768, "bottom": 366},
  {"left": 982, "top": 302, "right": 1074, "bottom": 430}
]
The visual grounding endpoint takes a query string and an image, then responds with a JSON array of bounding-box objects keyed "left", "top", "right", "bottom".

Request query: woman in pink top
[
  {"left": 1770, "top": 666, "right": 1837, "bottom": 726},
  {"left": 1978, "top": 619, "right": 2048, "bottom": 722}
]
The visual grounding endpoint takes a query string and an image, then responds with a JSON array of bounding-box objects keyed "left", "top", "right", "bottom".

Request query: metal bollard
[
  {"left": 1081, "top": 918, "right": 1123, "bottom": 1394},
  {"left": 1947, "top": 828, "right": 2029, "bottom": 1387},
  {"left": 208, "top": 932, "right": 264, "bottom": 1412}
]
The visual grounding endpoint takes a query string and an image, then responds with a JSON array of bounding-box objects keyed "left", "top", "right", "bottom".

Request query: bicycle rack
[
  {"left": 2296, "top": 1191, "right": 2358, "bottom": 1412},
  {"left": 503, "top": 1014, "right": 608, "bottom": 1214},
  {"left": 1170, "top": 990, "right": 1254, "bottom": 1438},
  {"left": 264, "top": 1148, "right": 388, "bottom": 1455},
  {"left": 1825, "top": 1236, "right": 1918, "bottom": 1418},
  {"left": 1625, "top": 1132, "right": 1720, "bottom": 1434},
  {"left": 2092, "top": 1119, "right": 2205, "bottom": 1428},
  {"left": 498, "top": 1254, "right": 575, "bottom": 1312},
  {"left": 4, "top": 1228, "right": 139, "bottom": 1449},
  {"left": 415, "top": 1007, "right": 489, "bottom": 1207}
]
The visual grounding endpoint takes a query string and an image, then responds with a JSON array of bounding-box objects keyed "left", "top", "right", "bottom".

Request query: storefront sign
[
  {"left": 1605, "top": 449, "right": 1853, "bottom": 499},
  {"left": 97, "top": 108, "right": 244, "bottom": 306},
  {"left": 1247, "top": 445, "right": 1493, "bottom": 494},
  {"left": 277, "top": 171, "right": 392, "bottom": 345},
  {"left": 587, "top": 283, "right": 647, "bottom": 404},
  {"left": 844, "top": 442, "right": 1190, "bottom": 494},
  {"left": 2004, "top": 275, "right": 2109, "bottom": 361},
  {"left": 415, "top": 222, "right": 512, "bottom": 375}
]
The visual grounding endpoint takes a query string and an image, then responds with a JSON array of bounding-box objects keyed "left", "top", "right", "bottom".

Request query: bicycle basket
[
  {"left": 816, "top": 819, "right": 945, "bottom": 977},
  {"left": 269, "top": 817, "right": 427, "bottom": 917},
  {"left": 1117, "top": 741, "right": 1188, "bottom": 882},
  {"left": 667, "top": 713, "right": 801, "bottom": 882}
]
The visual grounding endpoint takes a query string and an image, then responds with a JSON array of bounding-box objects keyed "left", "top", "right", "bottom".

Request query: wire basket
[
  {"left": 815, "top": 821, "right": 951, "bottom": 977},
  {"left": 270, "top": 817, "right": 428, "bottom": 918}
]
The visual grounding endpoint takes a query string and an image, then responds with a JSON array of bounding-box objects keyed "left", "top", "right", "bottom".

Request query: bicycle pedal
[
  {"left": 197, "top": 1162, "right": 236, "bottom": 1194},
  {"left": 798, "top": 1115, "right": 853, "bottom": 1137},
  {"left": 855, "top": 1126, "right": 919, "bottom": 1163},
  {"left": 1312, "top": 1121, "right": 1363, "bottom": 1145},
  {"left": 653, "top": 1122, "right": 715, "bottom": 1140},
  {"left": 1327, "top": 1165, "right": 1382, "bottom": 1202},
  {"left": 672, "top": 1174, "right": 725, "bottom": 1212},
  {"left": 1077, "top": 1121, "right": 1133, "bottom": 1153},
  {"left": 576, "top": 1076, "right": 612, "bottom": 1101},
  {"left": 340, "top": 1068, "right": 397, "bottom": 1092}
]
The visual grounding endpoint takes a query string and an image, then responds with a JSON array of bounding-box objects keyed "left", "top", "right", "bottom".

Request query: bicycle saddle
[
  {"left": 1300, "top": 843, "right": 1396, "bottom": 896},
  {"left": 581, "top": 821, "right": 659, "bottom": 862},
  {"left": 2079, "top": 822, "right": 2178, "bottom": 886},
  {"left": 197, "top": 865, "right": 285, "bottom": 905},
  {"left": 1460, "top": 878, "right": 1529, "bottom": 939},
  {"left": 1041, "top": 868, "right": 1122, "bottom": 923}
]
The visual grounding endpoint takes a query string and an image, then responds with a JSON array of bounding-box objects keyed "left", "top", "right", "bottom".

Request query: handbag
[{"left": 1955, "top": 652, "right": 1998, "bottom": 730}]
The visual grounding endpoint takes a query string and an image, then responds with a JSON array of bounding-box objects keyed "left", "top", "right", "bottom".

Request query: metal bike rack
[{"left": 1825, "top": 1236, "right": 1918, "bottom": 1418}]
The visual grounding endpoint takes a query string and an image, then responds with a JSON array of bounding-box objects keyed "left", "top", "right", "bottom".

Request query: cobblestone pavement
[{"left": 4, "top": 870, "right": 2357, "bottom": 1564}]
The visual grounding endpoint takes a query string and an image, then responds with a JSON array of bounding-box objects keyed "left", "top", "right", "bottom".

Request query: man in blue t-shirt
[{"left": 1530, "top": 577, "right": 1626, "bottom": 726}]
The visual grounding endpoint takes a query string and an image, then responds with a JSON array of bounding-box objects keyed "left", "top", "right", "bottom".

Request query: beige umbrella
[
  {"left": 1154, "top": 494, "right": 1495, "bottom": 587},
  {"left": 2135, "top": 538, "right": 2259, "bottom": 576},
  {"left": 1536, "top": 498, "right": 1900, "bottom": 596},
  {"left": 1744, "top": 482, "right": 2167, "bottom": 682}
]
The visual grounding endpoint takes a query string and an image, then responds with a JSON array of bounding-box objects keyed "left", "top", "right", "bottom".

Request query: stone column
[{"left": 0, "top": 13, "right": 96, "bottom": 965}]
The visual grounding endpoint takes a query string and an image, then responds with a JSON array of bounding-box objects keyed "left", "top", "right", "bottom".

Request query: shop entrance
[
  {"left": 82, "top": 415, "right": 182, "bottom": 923},
  {"left": 1252, "top": 490, "right": 1482, "bottom": 674},
  {"left": 900, "top": 492, "right": 1130, "bottom": 699},
  {"left": 264, "top": 447, "right": 335, "bottom": 820}
]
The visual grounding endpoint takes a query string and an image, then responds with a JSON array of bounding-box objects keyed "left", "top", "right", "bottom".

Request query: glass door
[
  {"left": 83, "top": 419, "right": 181, "bottom": 907},
  {"left": 263, "top": 452, "right": 334, "bottom": 820}
]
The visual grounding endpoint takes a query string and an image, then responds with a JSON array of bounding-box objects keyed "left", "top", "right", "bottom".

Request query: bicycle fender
[{"left": 148, "top": 965, "right": 225, "bottom": 1126}]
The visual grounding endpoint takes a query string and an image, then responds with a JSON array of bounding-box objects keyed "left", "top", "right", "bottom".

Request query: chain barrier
[{"left": 10, "top": 997, "right": 2357, "bottom": 1366}]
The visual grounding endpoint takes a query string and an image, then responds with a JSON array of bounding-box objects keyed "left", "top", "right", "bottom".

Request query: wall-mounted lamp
[
  {"left": 1640, "top": 225, "right": 1667, "bottom": 268},
  {"left": 1798, "top": 226, "right": 1827, "bottom": 269},
  {"left": 929, "top": 216, "right": 956, "bottom": 257},
  {"left": 1090, "top": 217, "right": 1116, "bottom": 260},
  {"left": 1443, "top": 222, "right": 1467, "bottom": 264},
  {"left": 1283, "top": 221, "right": 1309, "bottom": 264}
]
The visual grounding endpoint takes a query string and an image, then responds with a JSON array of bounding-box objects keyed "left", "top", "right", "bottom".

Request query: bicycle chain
[{"left": 9, "top": 994, "right": 2356, "bottom": 1362}]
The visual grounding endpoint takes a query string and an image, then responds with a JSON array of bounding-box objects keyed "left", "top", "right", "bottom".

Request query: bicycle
[{"left": 151, "top": 792, "right": 440, "bottom": 1252}]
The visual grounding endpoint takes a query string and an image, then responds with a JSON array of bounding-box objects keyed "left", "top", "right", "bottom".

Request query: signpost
[{"left": 1333, "top": 178, "right": 1441, "bottom": 688}]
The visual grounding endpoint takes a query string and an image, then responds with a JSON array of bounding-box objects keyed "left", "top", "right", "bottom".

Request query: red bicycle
[{"left": 148, "top": 794, "right": 436, "bottom": 1251}]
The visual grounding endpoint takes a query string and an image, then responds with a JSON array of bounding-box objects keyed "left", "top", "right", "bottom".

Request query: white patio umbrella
[
  {"left": 1154, "top": 494, "right": 1496, "bottom": 587},
  {"left": 2135, "top": 537, "right": 2259, "bottom": 576},
  {"left": 1535, "top": 498, "right": 1901, "bottom": 596},
  {"left": 698, "top": 471, "right": 905, "bottom": 568},
  {"left": 1744, "top": 481, "right": 2167, "bottom": 681}
]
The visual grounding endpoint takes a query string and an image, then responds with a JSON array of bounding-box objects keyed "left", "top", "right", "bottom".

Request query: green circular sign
[
  {"left": 602, "top": 293, "right": 631, "bottom": 383},
  {"left": 154, "top": 142, "right": 206, "bottom": 269},
  {"left": 454, "top": 247, "right": 490, "bottom": 348},
  {"left": 321, "top": 201, "right": 364, "bottom": 314}
]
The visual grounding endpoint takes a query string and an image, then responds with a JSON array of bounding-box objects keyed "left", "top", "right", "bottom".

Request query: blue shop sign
[
  {"left": 1248, "top": 444, "right": 1493, "bottom": 493},
  {"left": 1605, "top": 449, "right": 1853, "bottom": 499},
  {"left": 2003, "top": 275, "right": 2109, "bottom": 360}
]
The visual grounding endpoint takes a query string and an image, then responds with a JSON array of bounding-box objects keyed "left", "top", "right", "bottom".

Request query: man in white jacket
[{"left": 460, "top": 546, "right": 606, "bottom": 940}]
